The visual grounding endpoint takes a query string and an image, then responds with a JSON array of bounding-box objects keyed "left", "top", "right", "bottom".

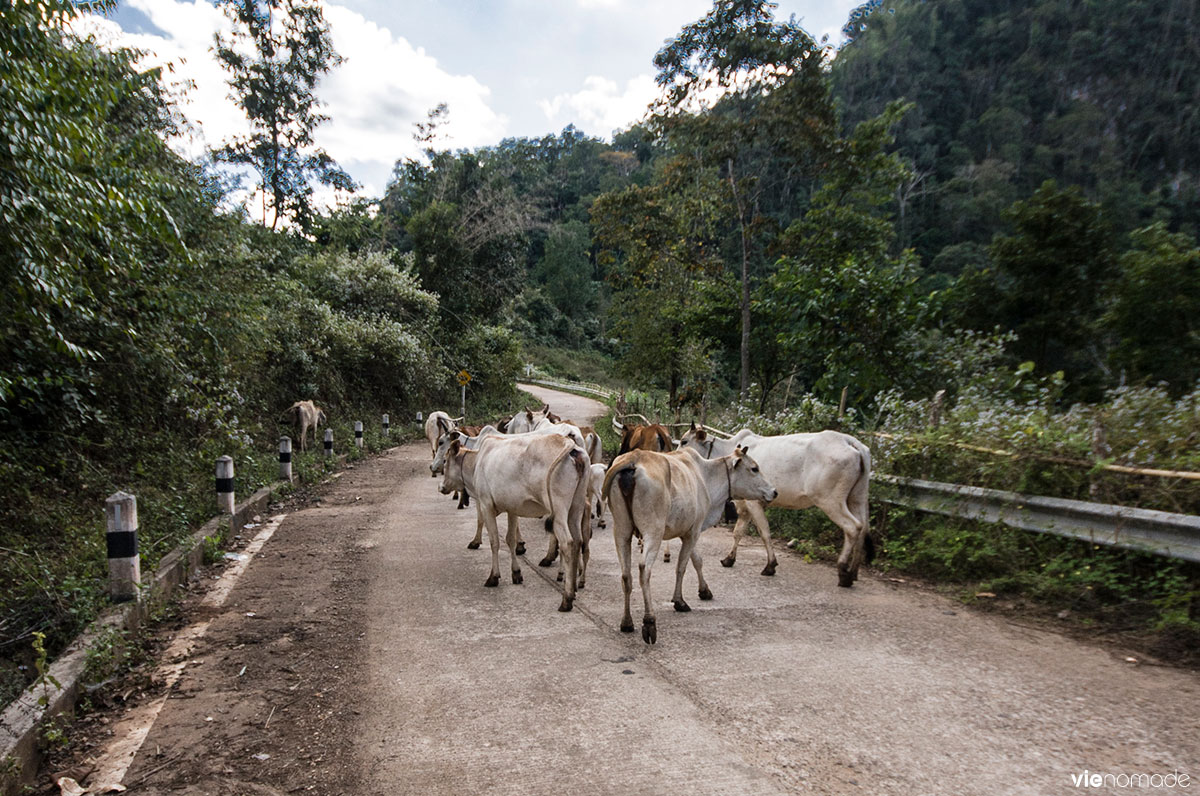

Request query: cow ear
[
  {"left": 690, "top": 421, "right": 696, "bottom": 430},
  {"left": 697, "top": 429, "right": 707, "bottom": 441},
  {"left": 448, "top": 439, "right": 461, "bottom": 455}
]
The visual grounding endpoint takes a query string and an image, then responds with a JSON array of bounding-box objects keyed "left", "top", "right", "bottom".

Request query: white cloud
[
  {"left": 538, "top": 74, "right": 659, "bottom": 138},
  {"left": 77, "top": 0, "right": 507, "bottom": 206}
]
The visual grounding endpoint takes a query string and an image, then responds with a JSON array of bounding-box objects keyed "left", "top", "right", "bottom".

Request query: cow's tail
[
  {"left": 850, "top": 440, "right": 874, "bottom": 563},
  {"left": 543, "top": 440, "right": 584, "bottom": 531},
  {"left": 603, "top": 463, "right": 640, "bottom": 540}
]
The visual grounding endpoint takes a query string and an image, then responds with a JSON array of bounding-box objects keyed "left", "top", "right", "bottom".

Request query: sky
[{"left": 80, "top": 0, "right": 862, "bottom": 204}]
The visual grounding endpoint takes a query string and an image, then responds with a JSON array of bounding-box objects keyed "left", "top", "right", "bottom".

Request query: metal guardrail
[{"left": 873, "top": 474, "right": 1200, "bottom": 563}]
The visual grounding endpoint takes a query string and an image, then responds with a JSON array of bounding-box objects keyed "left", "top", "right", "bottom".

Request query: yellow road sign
[{"left": 457, "top": 370, "right": 471, "bottom": 386}]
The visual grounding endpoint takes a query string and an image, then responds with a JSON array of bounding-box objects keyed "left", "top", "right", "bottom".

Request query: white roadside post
[
  {"left": 279, "top": 436, "right": 293, "bottom": 482},
  {"left": 324, "top": 428, "right": 333, "bottom": 458},
  {"left": 354, "top": 421, "right": 364, "bottom": 449},
  {"left": 105, "top": 492, "right": 140, "bottom": 603},
  {"left": 216, "top": 456, "right": 235, "bottom": 514},
  {"left": 382, "top": 413, "right": 390, "bottom": 437}
]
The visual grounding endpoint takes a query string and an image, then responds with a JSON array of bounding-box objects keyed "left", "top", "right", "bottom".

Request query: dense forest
[{"left": 3, "top": 0, "right": 1199, "bottom": 700}]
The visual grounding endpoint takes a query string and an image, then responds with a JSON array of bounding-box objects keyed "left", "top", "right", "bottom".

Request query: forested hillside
[{"left": 831, "top": 0, "right": 1200, "bottom": 395}]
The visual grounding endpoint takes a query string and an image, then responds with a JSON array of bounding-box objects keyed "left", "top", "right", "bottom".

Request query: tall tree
[
  {"left": 592, "top": 161, "right": 723, "bottom": 406},
  {"left": 213, "top": 0, "right": 355, "bottom": 232},
  {"left": 651, "top": 0, "right": 838, "bottom": 397}
]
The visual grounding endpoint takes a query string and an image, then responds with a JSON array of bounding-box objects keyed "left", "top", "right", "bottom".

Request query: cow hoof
[
  {"left": 698, "top": 587, "right": 713, "bottom": 601},
  {"left": 762, "top": 561, "right": 777, "bottom": 576},
  {"left": 457, "top": 504, "right": 466, "bottom": 510},
  {"left": 484, "top": 574, "right": 499, "bottom": 588},
  {"left": 516, "top": 542, "right": 526, "bottom": 555},
  {"left": 838, "top": 567, "right": 855, "bottom": 588},
  {"left": 538, "top": 556, "right": 555, "bottom": 567},
  {"left": 512, "top": 570, "right": 523, "bottom": 585},
  {"left": 467, "top": 541, "right": 481, "bottom": 550},
  {"left": 642, "top": 618, "right": 657, "bottom": 645},
  {"left": 620, "top": 619, "right": 635, "bottom": 633},
  {"left": 673, "top": 600, "right": 691, "bottom": 613},
  {"left": 559, "top": 596, "right": 574, "bottom": 613},
  {"left": 721, "top": 556, "right": 736, "bottom": 568}
]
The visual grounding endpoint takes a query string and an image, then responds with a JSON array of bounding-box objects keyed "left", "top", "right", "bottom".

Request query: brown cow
[
  {"left": 618, "top": 423, "right": 673, "bottom": 456},
  {"left": 282, "top": 400, "right": 326, "bottom": 452}
]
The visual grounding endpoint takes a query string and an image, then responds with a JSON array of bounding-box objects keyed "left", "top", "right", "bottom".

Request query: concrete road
[{"left": 62, "top": 385, "right": 1197, "bottom": 796}]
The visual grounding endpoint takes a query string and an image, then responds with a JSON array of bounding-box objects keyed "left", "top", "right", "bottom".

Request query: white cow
[
  {"left": 282, "top": 400, "right": 326, "bottom": 452},
  {"left": 678, "top": 424, "right": 873, "bottom": 587},
  {"left": 603, "top": 446, "right": 777, "bottom": 644},
  {"left": 587, "top": 463, "right": 608, "bottom": 528},
  {"left": 503, "top": 409, "right": 537, "bottom": 434},
  {"left": 440, "top": 434, "right": 591, "bottom": 611},
  {"left": 431, "top": 426, "right": 522, "bottom": 551},
  {"left": 424, "top": 411, "right": 456, "bottom": 462}
]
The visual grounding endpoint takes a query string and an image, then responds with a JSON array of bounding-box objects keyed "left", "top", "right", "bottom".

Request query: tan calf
[
  {"left": 603, "top": 446, "right": 777, "bottom": 644},
  {"left": 282, "top": 400, "right": 326, "bottom": 452}
]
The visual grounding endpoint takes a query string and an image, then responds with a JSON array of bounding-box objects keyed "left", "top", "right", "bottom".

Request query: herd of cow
[{"left": 422, "top": 404, "right": 874, "bottom": 645}]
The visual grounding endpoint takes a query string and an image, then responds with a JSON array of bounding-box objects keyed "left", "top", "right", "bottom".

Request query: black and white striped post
[
  {"left": 324, "top": 428, "right": 333, "bottom": 458},
  {"left": 105, "top": 492, "right": 140, "bottom": 603},
  {"left": 216, "top": 456, "right": 235, "bottom": 514},
  {"left": 382, "top": 413, "right": 390, "bottom": 437},
  {"left": 279, "top": 436, "right": 293, "bottom": 482},
  {"left": 416, "top": 411, "right": 423, "bottom": 424},
  {"left": 354, "top": 421, "right": 364, "bottom": 449}
]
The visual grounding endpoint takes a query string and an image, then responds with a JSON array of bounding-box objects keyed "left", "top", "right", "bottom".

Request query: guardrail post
[
  {"left": 383, "top": 413, "right": 390, "bottom": 437},
  {"left": 279, "top": 436, "right": 292, "bottom": 482},
  {"left": 354, "top": 421, "right": 364, "bottom": 449},
  {"left": 216, "top": 456, "right": 235, "bottom": 514},
  {"left": 928, "top": 389, "right": 946, "bottom": 429},
  {"left": 416, "top": 411, "right": 423, "bottom": 423},
  {"left": 105, "top": 492, "right": 140, "bottom": 603},
  {"left": 324, "top": 428, "right": 333, "bottom": 458}
]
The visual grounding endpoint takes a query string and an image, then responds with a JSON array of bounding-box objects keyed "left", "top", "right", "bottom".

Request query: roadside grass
[
  {"left": 0, "top": 406, "right": 421, "bottom": 709},
  {"left": 521, "top": 343, "right": 621, "bottom": 390},
  {"left": 765, "top": 504, "right": 1200, "bottom": 665}
]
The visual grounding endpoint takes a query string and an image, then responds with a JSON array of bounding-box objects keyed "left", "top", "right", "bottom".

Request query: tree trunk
[{"left": 729, "top": 160, "right": 751, "bottom": 399}]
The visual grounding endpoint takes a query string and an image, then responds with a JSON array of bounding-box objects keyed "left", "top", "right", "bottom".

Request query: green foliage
[
  {"left": 0, "top": 7, "right": 443, "bottom": 704},
  {"left": 591, "top": 168, "right": 723, "bottom": 405},
  {"left": 534, "top": 221, "right": 597, "bottom": 321},
  {"left": 983, "top": 181, "right": 1116, "bottom": 393},
  {"left": 213, "top": 0, "right": 356, "bottom": 231},
  {"left": 0, "top": 0, "right": 190, "bottom": 420},
  {"left": 1104, "top": 223, "right": 1200, "bottom": 390}
]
